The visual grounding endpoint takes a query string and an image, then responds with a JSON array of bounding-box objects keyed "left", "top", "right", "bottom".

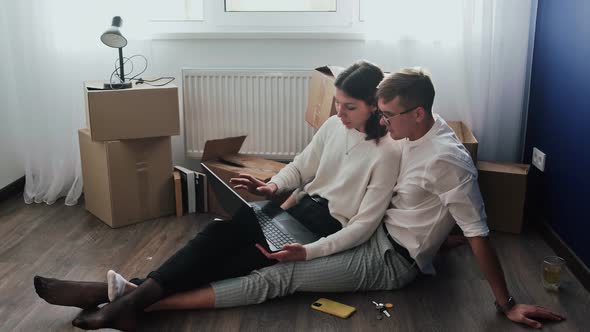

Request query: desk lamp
[{"left": 101, "top": 16, "right": 132, "bottom": 89}]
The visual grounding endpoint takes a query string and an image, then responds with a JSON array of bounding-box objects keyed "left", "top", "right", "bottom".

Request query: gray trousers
[{"left": 211, "top": 225, "right": 419, "bottom": 308}]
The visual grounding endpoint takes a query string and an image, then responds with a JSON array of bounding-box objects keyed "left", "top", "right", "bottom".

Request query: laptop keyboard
[{"left": 254, "top": 209, "right": 296, "bottom": 249}]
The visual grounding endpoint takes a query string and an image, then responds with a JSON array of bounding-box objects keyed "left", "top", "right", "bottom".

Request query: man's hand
[
  {"left": 440, "top": 234, "right": 468, "bottom": 251},
  {"left": 466, "top": 237, "right": 565, "bottom": 329},
  {"left": 505, "top": 304, "right": 565, "bottom": 329},
  {"left": 230, "top": 174, "right": 277, "bottom": 197},
  {"left": 255, "top": 243, "right": 307, "bottom": 262}
]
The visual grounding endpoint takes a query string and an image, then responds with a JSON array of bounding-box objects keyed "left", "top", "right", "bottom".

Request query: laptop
[{"left": 201, "top": 163, "right": 321, "bottom": 252}]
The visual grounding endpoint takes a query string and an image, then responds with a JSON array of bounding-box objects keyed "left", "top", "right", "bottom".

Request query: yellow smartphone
[{"left": 311, "top": 298, "right": 356, "bottom": 319}]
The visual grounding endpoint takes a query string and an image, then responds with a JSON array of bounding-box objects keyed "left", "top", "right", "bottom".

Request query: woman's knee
[{"left": 189, "top": 221, "right": 242, "bottom": 244}]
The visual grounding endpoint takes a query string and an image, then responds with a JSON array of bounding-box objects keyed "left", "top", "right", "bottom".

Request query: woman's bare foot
[{"left": 34, "top": 276, "right": 109, "bottom": 309}]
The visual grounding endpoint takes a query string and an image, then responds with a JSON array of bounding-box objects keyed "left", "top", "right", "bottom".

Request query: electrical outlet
[{"left": 532, "top": 147, "right": 546, "bottom": 172}]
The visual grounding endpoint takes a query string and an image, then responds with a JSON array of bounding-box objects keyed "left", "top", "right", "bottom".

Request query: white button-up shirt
[{"left": 384, "top": 114, "right": 489, "bottom": 274}]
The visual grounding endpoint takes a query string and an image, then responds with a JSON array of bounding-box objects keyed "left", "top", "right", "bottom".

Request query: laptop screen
[{"left": 201, "top": 163, "right": 252, "bottom": 217}]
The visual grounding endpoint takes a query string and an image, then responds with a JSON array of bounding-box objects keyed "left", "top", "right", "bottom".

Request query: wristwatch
[{"left": 495, "top": 296, "right": 516, "bottom": 313}]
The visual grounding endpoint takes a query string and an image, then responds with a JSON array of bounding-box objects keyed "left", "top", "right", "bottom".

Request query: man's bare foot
[
  {"left": 34, "top": 276, "right": 109, "bottom": 309},
  {"left": 72, "top": 300, "right": 138, "bottom": 331}
]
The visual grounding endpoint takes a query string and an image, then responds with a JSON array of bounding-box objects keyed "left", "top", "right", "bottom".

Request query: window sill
[{"left": 150, "top": 31, "right": 365, "bottom": 41}]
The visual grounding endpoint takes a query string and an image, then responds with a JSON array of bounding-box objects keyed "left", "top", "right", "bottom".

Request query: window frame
[
  {"left": 210, "top": 0, "right": 352, "bottom": 28},
  {"left": 148, "top": 0, "right": 362, "bottom": 38}
]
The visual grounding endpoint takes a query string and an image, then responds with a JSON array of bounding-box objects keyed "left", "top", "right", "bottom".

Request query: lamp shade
[{"left": 101, "top": 16, "right": 127, "bottom": 48}]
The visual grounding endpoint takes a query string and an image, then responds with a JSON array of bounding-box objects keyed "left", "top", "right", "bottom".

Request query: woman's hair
[{"left": 334, "top": 60, "right": 387, "bottom": 142}]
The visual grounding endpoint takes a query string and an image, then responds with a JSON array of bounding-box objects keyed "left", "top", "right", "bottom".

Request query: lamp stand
[{"left": 103, "top": 47, "right": 132, "bottom": 89}]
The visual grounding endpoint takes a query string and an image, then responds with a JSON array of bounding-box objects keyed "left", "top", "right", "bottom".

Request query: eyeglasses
[{"left": 379, "top": 106, "right": 420, "bottom": 126}]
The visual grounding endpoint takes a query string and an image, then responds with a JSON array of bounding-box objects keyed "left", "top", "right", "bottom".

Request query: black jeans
[{"left": 134, "top": 195, "right": 342, "bottom": 296}]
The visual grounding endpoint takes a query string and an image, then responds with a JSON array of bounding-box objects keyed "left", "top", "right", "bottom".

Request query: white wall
[
  {"left": 0, "top": 19, "right": 24, "bottom": 189},
  {"left": 0, "top": 102, "right": 23, "bottom": 189}
]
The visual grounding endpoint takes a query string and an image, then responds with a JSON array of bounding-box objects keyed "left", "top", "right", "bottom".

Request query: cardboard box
[
  {"left": 84, "top": 81, "right": 180, "bottom": 141},
  {"left": 201, "top": 136, "right": 288, "bottom": 217},
  {"left": 305, "top": 66, "right": 344, "bottom": 129},
  {"left": 447, "top": 121, "right": 479, "bottom": 163},
  {"left": 477, "top": 161, "right": 530, "bottom": 234},
  {"left": 78, "top": 129, "right": 174, "bottom": 228}
]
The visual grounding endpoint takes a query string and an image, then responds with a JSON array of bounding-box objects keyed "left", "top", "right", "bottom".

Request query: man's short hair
[{"left": 376, "top": 68, "right": 435, "bottom": 115}]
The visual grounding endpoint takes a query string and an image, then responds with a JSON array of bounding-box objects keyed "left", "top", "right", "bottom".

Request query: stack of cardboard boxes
[{"left": 79, "top": 82, "right": 180, "bottom": 228}]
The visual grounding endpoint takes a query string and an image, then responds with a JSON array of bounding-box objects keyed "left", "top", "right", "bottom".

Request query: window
[
  {"left": 225, "top": 0, "right": 336, "bottom": 12},
  {"left": 149, "top": 0, "right": 358, "bottom": 36}
]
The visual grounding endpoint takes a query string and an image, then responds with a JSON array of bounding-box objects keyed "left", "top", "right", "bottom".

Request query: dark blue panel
[{"left": 525, "top": 0, "right": 590, "bottom": 266}]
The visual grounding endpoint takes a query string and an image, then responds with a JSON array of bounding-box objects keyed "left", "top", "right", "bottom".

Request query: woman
[{"left": 34, "top": 60, "right": 402, "bottom": 331}]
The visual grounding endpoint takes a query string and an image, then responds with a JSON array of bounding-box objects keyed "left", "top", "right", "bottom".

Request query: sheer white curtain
[
  {"left": 363, "top": 0, "right": 537, "bottom": 162},
  {"left": 1, "top": 1, "right": 151, "bottom": 205}
]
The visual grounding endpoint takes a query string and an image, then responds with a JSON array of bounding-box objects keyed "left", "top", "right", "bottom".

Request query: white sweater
[{"left": 270, "top": 116, "right": 401, "bottom": 260}]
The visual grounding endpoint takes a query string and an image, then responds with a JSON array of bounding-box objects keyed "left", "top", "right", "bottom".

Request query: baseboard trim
[
  {"left": 537, "top": 221, "right": 590, "bottom": 293},
  {"left": 0, "top": 176, "right": 25, "bottom": 203}
]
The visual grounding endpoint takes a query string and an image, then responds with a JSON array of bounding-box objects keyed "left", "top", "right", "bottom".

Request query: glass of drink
[{"left": 542, "top": 256, "right": 565, "bottom": 291}]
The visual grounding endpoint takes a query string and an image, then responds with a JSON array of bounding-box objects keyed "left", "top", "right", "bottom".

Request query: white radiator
[{"left": 182, "top": 69, "right": 316, "bottom": 160}]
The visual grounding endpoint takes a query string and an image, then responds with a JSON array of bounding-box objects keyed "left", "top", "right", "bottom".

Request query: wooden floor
[{"left": 1, "top": 195, "right": 588, "bottom": 332}]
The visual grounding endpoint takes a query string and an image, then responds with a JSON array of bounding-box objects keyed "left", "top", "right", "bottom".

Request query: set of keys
[{"left": 372, "top": 301, "right": 393, "bottom": 320}]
